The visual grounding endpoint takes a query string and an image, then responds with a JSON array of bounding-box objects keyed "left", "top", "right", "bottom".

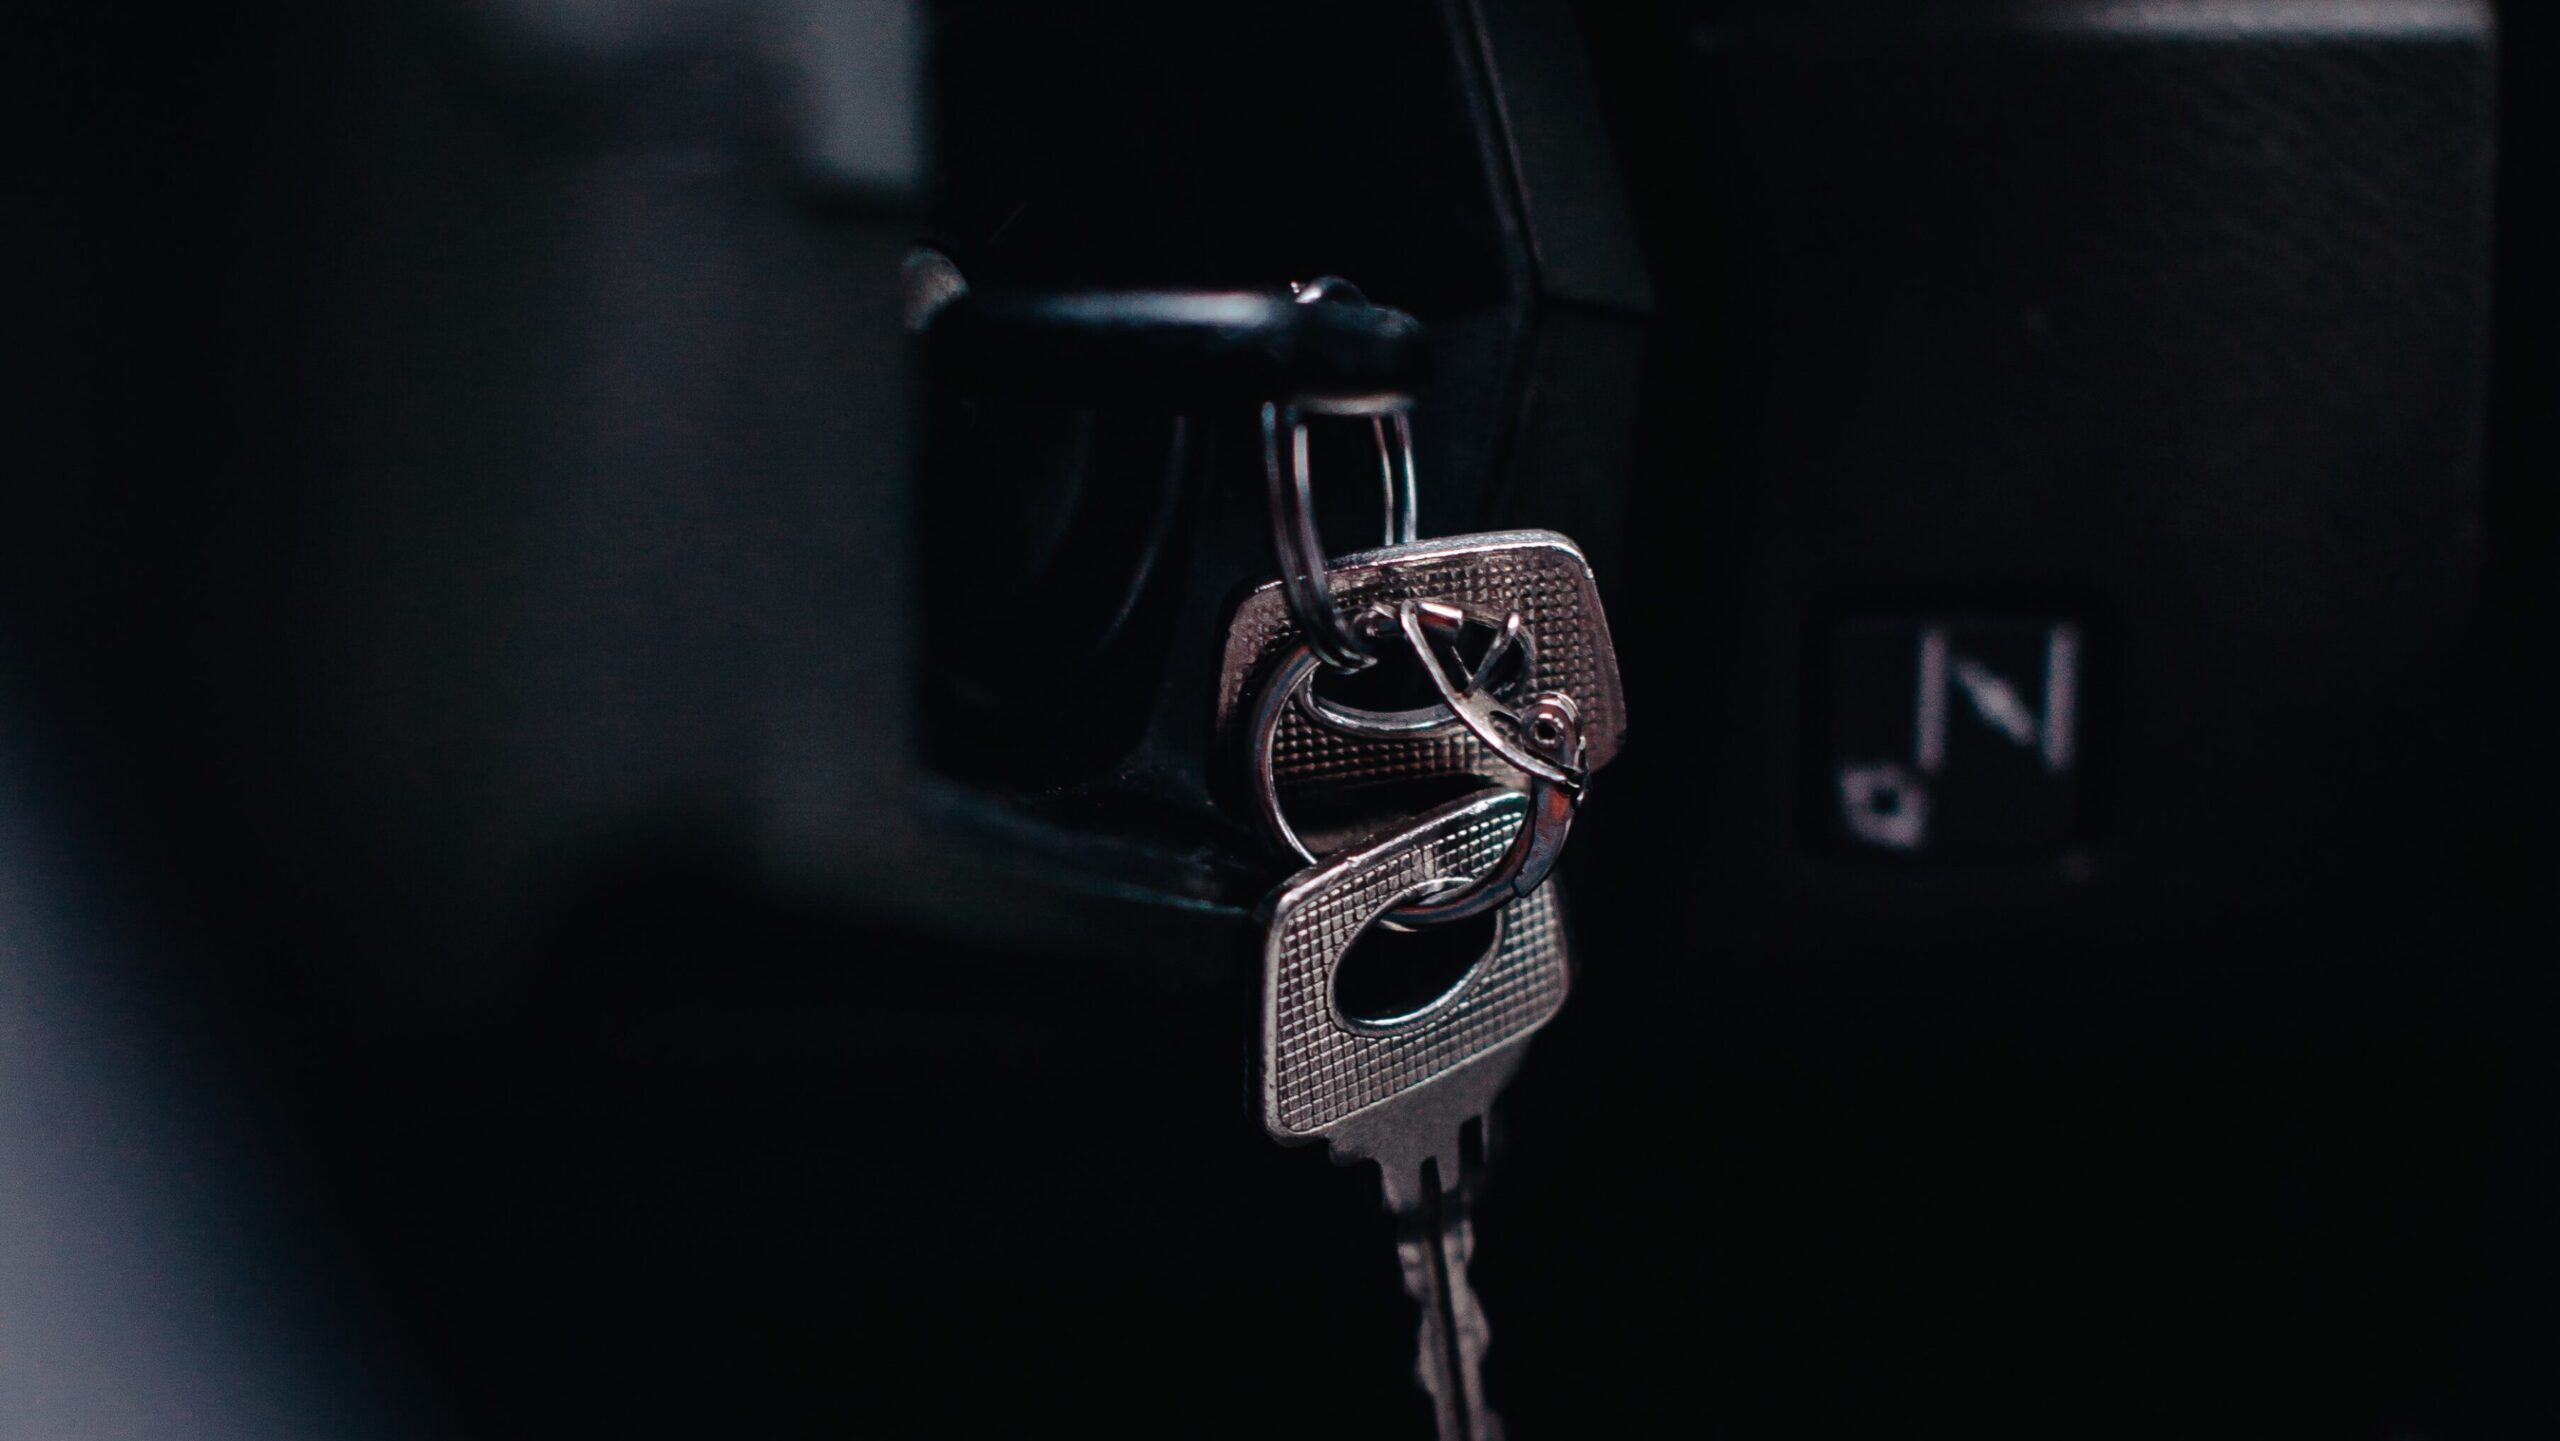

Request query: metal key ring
[
  {"left": 1294, "top": 599, "right": 1536, "bottom": 743},
  {"left": 1246, "top": 621, "right": 1587, "bottom": 927},
  {"left": 1392, "top": 601, "right": 1583, "bottom": 789},
  {"left": 1385, "top": 714, "right": 1581, "bottom": 926},
  {"left": 1264, "top": 279, "right": 1420, "bottom": 672}
]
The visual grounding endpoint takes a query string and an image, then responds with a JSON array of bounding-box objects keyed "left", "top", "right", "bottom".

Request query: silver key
[
  {"left": 1259, "top": 787, "right": 1570, "bottom": 1441},
  {"left": 1217, "top": 529, "right": 1626, "bottom": 859}
]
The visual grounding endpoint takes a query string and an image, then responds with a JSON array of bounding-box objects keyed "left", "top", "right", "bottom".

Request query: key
[
  {"left": 1259, "top": 787, "right": 1570, "bottom": 1441},
  {"left": 1216, "top": 528, "right": 1626, "bottom": 862}
]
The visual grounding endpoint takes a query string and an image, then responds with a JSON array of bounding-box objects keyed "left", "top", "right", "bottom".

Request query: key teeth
[
  {"left": 1453, "top": 1312, "right": 1502, "bottom": 1441},
  {"left": 1394, "top": 1214, "right": 1471, "bottom": 1440},
  {"left": 1388, "top": 1160, "right": 1504, "bottom": 1441}
]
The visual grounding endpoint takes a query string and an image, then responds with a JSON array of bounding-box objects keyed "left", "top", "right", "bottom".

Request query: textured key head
[
  {"left": 1217, "top": 530, "right": 1626, "bottom": 805},
  {"left": 1260, "top": 789, "right": 1570, "bottom": 1142}
]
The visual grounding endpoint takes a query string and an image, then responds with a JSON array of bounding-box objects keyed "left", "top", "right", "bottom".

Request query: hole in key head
[
  {"left": 1307, "top": 605, "right": 1533, "bottom": 721},
  {"left": 1331, "top": 890, "right": 1501, "bottom": 1032},
  {"left": 1310, "top": 641, "right": 1447, "bottom": 715}
]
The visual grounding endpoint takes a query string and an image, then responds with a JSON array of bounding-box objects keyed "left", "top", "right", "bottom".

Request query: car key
[{"left": 1259, "top": 786, "right": 1569, "bottom": 1441}]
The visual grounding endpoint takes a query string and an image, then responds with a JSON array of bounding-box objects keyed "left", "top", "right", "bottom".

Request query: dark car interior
[{"left": 6, "top": 2, "right": 2553, "bottom": 1435}]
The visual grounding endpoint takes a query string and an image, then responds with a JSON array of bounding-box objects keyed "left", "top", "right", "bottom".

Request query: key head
[
  {"left": 1217, "top": 530, "right": 1628, "bottom": 801},
  {"left": 1258, "top": 788, "right": 1570, "bottom": 1203}
]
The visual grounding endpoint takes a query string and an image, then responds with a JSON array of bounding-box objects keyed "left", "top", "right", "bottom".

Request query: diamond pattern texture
[
  {"left": 1263, "top": 793, "right": 1570, "bottom": 1138},
  {"left": 1216, "top": 532, "right": 1625, "bottom": 795}
]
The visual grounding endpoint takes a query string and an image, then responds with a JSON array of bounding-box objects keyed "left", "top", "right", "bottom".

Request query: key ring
[
  {"left": 1294, "top": 600, "right": 1536, "bottom": 743},
  {"left": 1247, "top": 601, "right": 1587, "bottom": 927},
  {"left": 1264, "top": 277, "right": 1421, "bottom": 672}
]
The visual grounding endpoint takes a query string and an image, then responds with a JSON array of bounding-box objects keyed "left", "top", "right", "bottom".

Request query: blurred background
[{"left": 4, "top": 1, "right": 2552, "bottom": 1435}]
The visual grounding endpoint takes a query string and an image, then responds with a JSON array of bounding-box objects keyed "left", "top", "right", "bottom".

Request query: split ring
[{"left": 1263, "top": 278, "right": 1420, "bottom": 672}]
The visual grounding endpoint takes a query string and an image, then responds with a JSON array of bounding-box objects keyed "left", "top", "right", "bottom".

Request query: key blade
[
  {"left": 1329, "top": 1053, "right": 1518, "bottom": 1441},
  {"left": 1396, "top": 1160, "right": 1503, "bottom": 1441}
]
